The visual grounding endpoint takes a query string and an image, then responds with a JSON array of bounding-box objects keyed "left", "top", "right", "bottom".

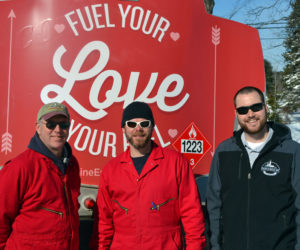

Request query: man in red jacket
[
  {"left": 90, "top": 101, "right": 206, "bottom": 250},
  {"left": 0, "top": 102, "right": 81, "bottom": 250}
]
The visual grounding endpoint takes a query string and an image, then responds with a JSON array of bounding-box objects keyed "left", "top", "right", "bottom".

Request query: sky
[{"left": 212, "top": 0, "right": 292, "bottom": 72}]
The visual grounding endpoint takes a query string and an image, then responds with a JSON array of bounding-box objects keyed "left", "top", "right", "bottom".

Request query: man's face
[
  {"left": 122, "top": 118, "right": 153, "bottom": 150},
  {"left": 36, "top": 115, "right": 70, "bottom": 156},
  {"left": 235, "top": 91, "right": 268, "bottom": 135}
]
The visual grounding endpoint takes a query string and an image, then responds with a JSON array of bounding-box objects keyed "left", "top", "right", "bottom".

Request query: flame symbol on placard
[{"left": 189, "top": 126, "right": 197, "bottom": 139}]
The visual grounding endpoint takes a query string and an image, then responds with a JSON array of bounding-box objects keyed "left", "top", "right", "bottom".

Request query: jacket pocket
[
  {"left": 150, "top": 198, "right": 175, "bottom": 211},
  {"left": 37, "top": 206, "right": 63, "bottom": 218},
  {"left": 112, "top": 200, "right": 129, "bottom": 214}
]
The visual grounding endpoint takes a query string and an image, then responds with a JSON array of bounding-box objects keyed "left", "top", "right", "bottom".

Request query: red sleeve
[
  {"left": 0, "top": 160, "right": 25, "bottom": 249},
  {"left": 90, "top": 167, "right": 114, "bottom": 250},
  {"left": 69, "top": 157, "right": 81, "bottom": 250},
  {"left": 178, "top": 154, "right": 206, "bottom": 250}
]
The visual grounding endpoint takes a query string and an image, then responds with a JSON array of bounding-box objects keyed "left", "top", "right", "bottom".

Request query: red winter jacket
[
  {"left": 90, "top": 143, "right": 206, "bottom": 250},
  {"left": 0, "top": 149, "right": 81, "bottom": 250}
]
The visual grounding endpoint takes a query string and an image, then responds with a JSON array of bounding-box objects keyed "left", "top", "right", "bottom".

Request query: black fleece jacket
[{"left": 206, "top": 122, "right": 300, "bottom": 250}]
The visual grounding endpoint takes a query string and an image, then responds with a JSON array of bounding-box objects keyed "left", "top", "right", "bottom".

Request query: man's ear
[
  {"left": 264, "top": 103, "right": 269, "bottom": 113},
  {"left": 35, "top": 122, "right": 41, "bottom": 135},
  {"left": 235, "top": 110, "right": 238, "bottom": 118}
]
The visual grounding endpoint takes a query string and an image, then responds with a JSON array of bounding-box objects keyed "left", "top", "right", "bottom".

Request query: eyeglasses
[
  {"left": 236, "top": 102, "right": 264, "bottom": 115},
  {"left": 125, "top": 120, "right": 151, "bottom": 129},
  {"left": 43, "top": 121, "right": 70, "bottom": 130}
]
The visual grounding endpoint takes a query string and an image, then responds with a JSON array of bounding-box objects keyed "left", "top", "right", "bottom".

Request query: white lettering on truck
[{"left": 41, "top": 41, "right": 189, "bottom": 120}]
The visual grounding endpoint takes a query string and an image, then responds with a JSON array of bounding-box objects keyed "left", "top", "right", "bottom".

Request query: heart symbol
[
  {"left": 54, "top": 24, "right": 65, "bottom": 33},
  {"left": 170, "top": 32, "right": 180, "bottom": 41},
  {"left": 168, "top": 129, "right": 178, "bottom": 138}
]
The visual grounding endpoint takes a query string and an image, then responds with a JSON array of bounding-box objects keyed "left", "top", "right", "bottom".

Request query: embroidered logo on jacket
[{"left": 261, "top": 160, "right": 280, "bottom": 176}]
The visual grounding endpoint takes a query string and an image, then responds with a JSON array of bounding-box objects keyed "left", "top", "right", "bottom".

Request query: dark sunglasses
[
  {"left": 44, "top": 121, "right": 70, "bottom": 130},
  {"left": 125, "top": 120, "right": 151, "bottom": 129},
  {"left": 236, "top": 102, "right": 265, "bottom": 115}
]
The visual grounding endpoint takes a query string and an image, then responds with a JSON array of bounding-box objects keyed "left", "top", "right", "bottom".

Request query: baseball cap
[{"left": 37, "top": 102, "right": 70, "bottom": 121}]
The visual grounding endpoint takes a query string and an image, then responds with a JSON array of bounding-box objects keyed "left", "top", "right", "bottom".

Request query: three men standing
[{"left": 2, "top": 86, "right": 297, "bottom": 250}]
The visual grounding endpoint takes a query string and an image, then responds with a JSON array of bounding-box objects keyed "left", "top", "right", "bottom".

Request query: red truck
[{"left": 0, "top": 0, "right": 265, "bottom": 220}]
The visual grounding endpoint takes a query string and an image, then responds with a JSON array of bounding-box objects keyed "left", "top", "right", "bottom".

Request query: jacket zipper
[
  {"left": 238, "top": 153, "right": 243, "bottom": 179},
  {"left": 64, "top": 185, "right": 69, "bottom": 201},
  {"left": 113, "top": 200, "right": 129, "bottom": 214},
  {"left": 150, "top": 198, "right": 175, "bottom": 211},
  {"left": 63, "top": 182, "right": 73, "bottom": 238},
  {"left": 247, "top": 172, "right": 251, "bottom": 250},
  {"left": 245, "top": 144, "right": 268, "bottom": 249},
  {"left": 38, "top": 207, "right": 63, "bottom": 218}
]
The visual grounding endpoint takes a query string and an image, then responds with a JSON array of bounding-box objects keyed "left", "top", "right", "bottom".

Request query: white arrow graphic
[
  {"left": 2, "top": 10, "right": 16, "bottom": 155},
  {"left": 211, "top": 25, "right": 221, "bottom": 156}
]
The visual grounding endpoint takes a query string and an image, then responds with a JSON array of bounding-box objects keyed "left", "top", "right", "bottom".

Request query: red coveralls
[
  {"left": 91, "top": 143, "right": 206, "bottom": 249},
  {"left": 0, "top": 149, "right": 81, "bottom": 250}
]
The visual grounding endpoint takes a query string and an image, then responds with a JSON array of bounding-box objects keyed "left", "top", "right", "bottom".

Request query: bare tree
[
  {"left": 216, "top": 0, "right": 294, "bottom": 69},
  {"left": 222, "top": 0, "right": 293, "bottom": 22}
]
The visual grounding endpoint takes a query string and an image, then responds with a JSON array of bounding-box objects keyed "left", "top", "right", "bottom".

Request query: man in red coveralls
[
  {"left": 90, "top": 101, "right": 206, "bottom": 250},
  {"left": 0, "top": 102, "right": 81, "bottom": 250}
]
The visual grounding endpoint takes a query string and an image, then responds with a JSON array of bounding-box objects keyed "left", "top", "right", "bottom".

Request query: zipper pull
[
  {"left": 152, "top": 202, "right": 157, "bottom": 211},
  {"left": 248, "top": 173, "right": 251, "bottom": 179}
]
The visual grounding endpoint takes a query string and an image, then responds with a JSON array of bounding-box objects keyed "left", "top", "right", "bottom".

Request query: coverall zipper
[
  {"left": 113, "top": 200, "right": 129, "bottom": 214},
  {"left": 38, "top": 207, "right": 63, "bottom": 218},
  {"left": 150, "top": 198, "right": 175, "bottom": 211}
]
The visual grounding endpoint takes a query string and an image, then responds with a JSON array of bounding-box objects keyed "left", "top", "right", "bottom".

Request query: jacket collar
[
  {"left": 233, "top": 121, "right": 292, "bottom": 152},
  {"left": 28, "top": 132, "right": 72, "bottom": 175},
  {"left": 120, "top": 142, "right": 164, "bottom": 178}
]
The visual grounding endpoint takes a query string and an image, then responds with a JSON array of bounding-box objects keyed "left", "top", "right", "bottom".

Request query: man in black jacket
[{"left": 206, "top": 86, "right": 300, "bottom": 250}]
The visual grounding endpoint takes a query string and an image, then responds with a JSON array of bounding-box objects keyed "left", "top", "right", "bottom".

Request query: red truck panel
[{"left": 0, "top": 0, "right": 265, "bottom": 186}]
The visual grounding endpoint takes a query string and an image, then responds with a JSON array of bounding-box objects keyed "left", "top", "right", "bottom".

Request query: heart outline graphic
[
  {"left": 170, "top": 32, "right": 180, "bottom": 41},
  {"left": 54, "top": 24, "right": 65, "bottom": 33},
  {"left": 168, "top": 129, "right": 178, "bottom": 138}
]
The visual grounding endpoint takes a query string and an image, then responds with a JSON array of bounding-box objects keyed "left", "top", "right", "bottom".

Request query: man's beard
[
  {"left": 126, "top": 131, "right": 152, "bottom": 150},
  {"left": 240, "top": 115, "right": 267, "bottom": 135}
]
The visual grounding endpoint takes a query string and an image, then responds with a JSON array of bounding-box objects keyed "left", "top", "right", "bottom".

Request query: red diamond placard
[{"left": 172, "top": 122, "right": 211, "bottom": 169}]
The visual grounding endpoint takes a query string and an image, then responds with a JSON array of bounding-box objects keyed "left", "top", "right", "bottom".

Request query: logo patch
[{"left": 261, "top": 161, "right": 280, "bottom": 176}]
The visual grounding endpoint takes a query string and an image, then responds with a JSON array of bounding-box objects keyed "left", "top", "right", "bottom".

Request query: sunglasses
[
  {"left": 236, "top": 102, "right": 265, "bottom": 115},
  {"left": 44, "top": 121, "right": 70, "bottom": 130},
  {"left": 125, "top": 120, "right": 151, "bottom": 129}
]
